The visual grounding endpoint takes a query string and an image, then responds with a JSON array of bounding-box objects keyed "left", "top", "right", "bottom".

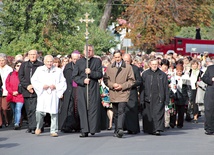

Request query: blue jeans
[{"left": 10, "top": 102, "right": 23, "bottom": 126}]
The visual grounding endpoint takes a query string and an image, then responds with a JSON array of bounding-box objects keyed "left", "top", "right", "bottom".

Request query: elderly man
[
  {"left": 58, "top": 50, "right": 81, "bottom": 132},
  {"left": 18, "top": 50, "right": 43, "bottom": 134},
  {"left": 31, "top": 55, "right": 66, "bottom": 137},
  {"left": 72, "top": 45, "right": 103, "bottom": 137},
  {"left": 140, "top": 58, "right": 169, "bottom": 136},
  {"left": 103, "top": 51, "right": 135, "bottom": 138},
  {"left": 122, "top": 54, "right": 142, "bottom": 134}
]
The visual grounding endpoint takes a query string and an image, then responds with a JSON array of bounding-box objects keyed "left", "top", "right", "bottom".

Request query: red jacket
[{"left": 6, "top": 71, "right": 24, "bottom": 103}]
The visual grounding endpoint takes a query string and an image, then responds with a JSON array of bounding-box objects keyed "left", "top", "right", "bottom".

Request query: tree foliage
[
  {"left": 120, "top": 0, "right": 214, "bottom": 50},
  {"left": 0, "top": 0, "right": 117, "bottom": 56},
  {"left": 176, "top": 9, "right": 214, "bottom": 40}
]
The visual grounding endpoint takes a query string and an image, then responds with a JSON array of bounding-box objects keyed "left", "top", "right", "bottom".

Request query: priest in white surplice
[{"left": 31, "top": 55, "right": 66, "bottom": 137}]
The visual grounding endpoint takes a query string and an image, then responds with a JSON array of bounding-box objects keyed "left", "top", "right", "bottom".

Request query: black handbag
[{"left": 174, "top": 90, "right": 183, "bottom": 100}]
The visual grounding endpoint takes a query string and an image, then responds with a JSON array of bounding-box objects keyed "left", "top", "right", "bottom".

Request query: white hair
[
  {"left": 0, "top": 53, "right": 7, "bottom": 60},
  {"left": 71, "top": 53, "right": 80, "bottom": 58},
  {"left": 28, "top": 49, "right": 38, "bottom": 55},
  {"left": 44, "top": 55, "right": 54, "bottom": 62}
]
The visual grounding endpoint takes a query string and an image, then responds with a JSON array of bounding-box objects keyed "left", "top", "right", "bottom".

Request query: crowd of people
[{"left": 0, "top": 46, "right": 214, "bottom": 138}]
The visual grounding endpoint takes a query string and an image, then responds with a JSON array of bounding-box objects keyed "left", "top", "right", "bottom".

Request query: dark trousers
[
  {"left": 112, "top": 102, "right": 127, "bottom": 132},
  {"left": 170, "top": 105, "right": 185, "bottom": 127},
  {"left": 176, "top": 105, "right": 185, "bottom": 127},
  {"left": 191, "top": 89, "right": 199, "bottom": 115},
  {"left": 24, "top": 97, "right": 37, "bottom": 130}
]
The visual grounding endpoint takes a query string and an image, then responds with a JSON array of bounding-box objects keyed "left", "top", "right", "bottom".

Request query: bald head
[
  {"left": 123, "top": 54, "right": 132, "bottom": 64},
  {"left": 44, "top": 55, "right": 54, "bottom": 69}
]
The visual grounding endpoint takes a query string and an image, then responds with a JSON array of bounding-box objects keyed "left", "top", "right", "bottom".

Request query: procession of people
[{"left": 0, "top": 47, "right": 213, "bottom": 138}]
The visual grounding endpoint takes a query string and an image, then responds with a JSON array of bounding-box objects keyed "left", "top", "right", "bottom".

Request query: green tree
[
  {"left": 0, "top": 0, "right": 117, "bottom": 56},
  {"left": 0, "top": 0, "right": 80, "bottom": 55}
]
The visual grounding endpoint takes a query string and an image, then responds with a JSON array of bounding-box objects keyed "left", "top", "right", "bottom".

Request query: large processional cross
[
  {"left": 79, "top": 13, "right": 94, "bottom": 109},
  {"left": 79, "top": 12, "right": 94, "bottom": 40}
]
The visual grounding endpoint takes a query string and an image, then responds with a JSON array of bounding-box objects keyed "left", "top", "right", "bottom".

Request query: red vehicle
[{"left": 156, "top": 37, "right": 214, "bottom": 56}]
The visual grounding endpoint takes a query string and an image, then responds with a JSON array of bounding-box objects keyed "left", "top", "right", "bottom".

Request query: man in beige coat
[{"left": 103, "top": 51, "right": 135, "bottom": 138}]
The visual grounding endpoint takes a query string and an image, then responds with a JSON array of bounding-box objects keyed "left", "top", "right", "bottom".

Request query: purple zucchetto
[{"left": 72, "top": 50, "right": 80, "bottom": 54}]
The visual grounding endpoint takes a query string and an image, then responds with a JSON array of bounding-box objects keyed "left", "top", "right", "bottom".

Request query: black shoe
[
  {"left": 79, "top": 132, "right": 88, "bottom": 138},
  {"left": 90, "top": 133, "right": 95, "bottom": 135},
  {"left": 26, "top": 129, "right": 32, "bottom": 133},
  {"left": 169, "top": 125, "right": 175, "bottom": 128},
  {"left": 205, "top": 131, "right": 213, "bottom": 135},
  {"left": 127, "top": 130, "right": 132, "bottom": 134},
  {"left": 127, "top": 130, "right": 138, "bottom": 134},
  {"left": 177, "top": 126, "right": 183, "bottom": 129},
  {"left": 128, "top": 130, "right": 137, "bottom": 134},
  {"left": 61, "top": 129, "right": 73, "bottom": 133},
  {"left": 107, "top": 127, "right": 112, "bottom": 130},
  {"left": 31, "top": 130, "right": 35, "bottom": 134},
  {"left": 153, "top": 131, "right": 161, "bottom": 136},
  {"left": 61, "top": 127, "right": 73, "bottom": 133},
  {"left": 115, "top": 130, "right": 123, "bottom": 138},
  {"left": 193, "top": 120, "right": 198, "bottom": 124},
  {"left": 44, "top": 123, "right": 50, "bottom": 127}
]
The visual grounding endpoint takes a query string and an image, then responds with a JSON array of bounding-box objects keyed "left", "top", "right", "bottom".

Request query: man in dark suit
[
  {"left": 123, "top": 54, "right": 142, "bottom": 134},
  {"left": 202, "top": 64, "right": 214, "bottom": 135},
  {"left": 18, "top": 50, "right": 43, "bottom": 134}
]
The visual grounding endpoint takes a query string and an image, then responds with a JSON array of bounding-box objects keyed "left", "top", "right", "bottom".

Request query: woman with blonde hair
[
  {"left": 189, "top": 59, "right": 203, "bottom": 123},
  {"left": 61, "top": 57, "right": 69, "bottom": 70},
  {"left": 100, "top": 57, "right": 113, "bottom": 130}
]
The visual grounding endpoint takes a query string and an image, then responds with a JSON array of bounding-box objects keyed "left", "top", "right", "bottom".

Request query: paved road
[{"left": 0, "top": 115, "right": 213, "bottom": 155}]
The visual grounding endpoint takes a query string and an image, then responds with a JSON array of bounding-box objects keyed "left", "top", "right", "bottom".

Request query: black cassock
[
  {"left": 58, "top": 62, "right": 80, "bottom": 132},
  {"left": 72, "top": 57, "right": 103, "bottom": 133},
  {"left": 202, "top": 65, "right": 214, "bottom": 133},
  {"left": 124, "top": 65, "right": 142, "bottom": 133},
  {"left": 140, "top": 68, "right": 169, "bottom": 134}
]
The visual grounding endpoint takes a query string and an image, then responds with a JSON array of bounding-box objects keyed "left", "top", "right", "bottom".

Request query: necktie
[{"left": 117, "top": 63, "right": 120, "bottom": 68}]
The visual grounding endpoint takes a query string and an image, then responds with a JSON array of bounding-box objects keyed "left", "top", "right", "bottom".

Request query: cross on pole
[
  {"left": 79, "top": 12, "right": 94, "bottom": 39},
  {"left": 79, "top": 12, "right": 94, "bottom": 110}
]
